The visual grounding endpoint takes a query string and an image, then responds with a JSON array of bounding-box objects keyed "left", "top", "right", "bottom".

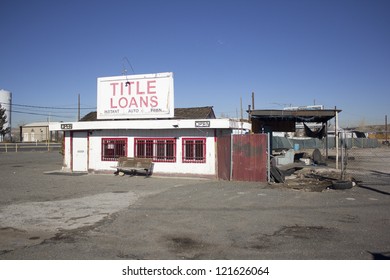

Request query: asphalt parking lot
[{"left": 0, "top": 149, "right": 389, "bottom": 259}]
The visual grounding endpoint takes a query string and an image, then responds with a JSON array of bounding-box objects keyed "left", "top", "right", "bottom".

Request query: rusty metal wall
[
  {"left": 232, "top": 134, "right": 267, "bottom": 182},
  {"left": 217, "top": 134, "right": 267, "bottom": 182},
  {"left": 217, "top": 135, "right": 231, "bottom": 180}
]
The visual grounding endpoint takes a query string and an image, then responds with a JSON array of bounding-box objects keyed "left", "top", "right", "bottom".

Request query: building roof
[
  {"left": 49, "top": 118, "right": 251, "bottom": 131},
  {"left": 79, "top": 106, "right": 216, "bottom": 121},
  {"left": 250, "top": 109, "right": 341, "bottom": 123},
  {"left": 250, "top": 108, "right": 342, "bottom": 133},
  {"left": 22, "top": 122, "right": 60, "bottom": 127},
  {"left": 173, "top": 106, "right": 216, "bottom": 119}
]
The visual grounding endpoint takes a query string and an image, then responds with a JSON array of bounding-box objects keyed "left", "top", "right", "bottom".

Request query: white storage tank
[{"left": 0, "top": 89, "right": 12, "bottom": 141}]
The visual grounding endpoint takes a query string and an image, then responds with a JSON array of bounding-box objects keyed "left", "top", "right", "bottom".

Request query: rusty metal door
[
  {"left": 232, "top": 134, "right": 267, "bottom": 182},
  {"left": 217, "top": 135, "right": 231, "bottom": 180},
  {"left": 217, "top": 134, "right": 267, "bottom": 182}
]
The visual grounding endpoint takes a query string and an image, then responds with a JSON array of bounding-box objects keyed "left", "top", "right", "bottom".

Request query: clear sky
[{"left": 1, "top": 0, "right": 389, "bottom": 127}]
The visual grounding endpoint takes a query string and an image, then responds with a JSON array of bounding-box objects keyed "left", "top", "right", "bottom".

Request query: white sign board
[{"left": 97, "top": 72, "right": 174, "bottom": 119}]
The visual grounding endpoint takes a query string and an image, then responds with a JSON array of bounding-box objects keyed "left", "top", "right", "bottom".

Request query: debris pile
[{"left": 270, "top": 149, "right": 354, "bottom": 192}]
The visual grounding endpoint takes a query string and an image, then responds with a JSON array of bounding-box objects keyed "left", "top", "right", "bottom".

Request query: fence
[
  {"left": 0, "top": 142, "right": 61, "bottom": 153},
  {"left": 339, "top": 134, "right": 390, "bottom": 175},
  {"left": 272, "top": 136, "right": 380, "bottom": 150},
  {"left": 272, "top": 135, "right": 388, "bottom": 179}
]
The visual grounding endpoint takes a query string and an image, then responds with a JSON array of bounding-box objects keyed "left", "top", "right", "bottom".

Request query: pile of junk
[{"left": 270, "top": 148, "right": 354, "bottom": 192}]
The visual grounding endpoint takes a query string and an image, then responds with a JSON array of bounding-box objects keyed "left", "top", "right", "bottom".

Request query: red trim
[
  {"left": 87, "top": 131, "right": 90, "bottom": 170},
  {"left": 182, "top": 138, "right": 206, "bottom": 163},
  {"left": 101, "top": 138, "right": 128, "bottom": 161},
  {"left": 70, "top": 131, "right": 90, "bottom": 171},
  {"left": 70, "top": 131, "right": 73, "bottom": 171},
  {"left": 134, "top": 138, "right": 176, "bottom": 162}
]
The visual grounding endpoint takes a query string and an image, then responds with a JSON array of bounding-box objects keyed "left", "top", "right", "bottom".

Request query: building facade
[
  {"left": 49, "top": 116, "right": 251, "bottom": 178},
  {"left": 21, "top": 122, "right": 62, "bottom": 142}
]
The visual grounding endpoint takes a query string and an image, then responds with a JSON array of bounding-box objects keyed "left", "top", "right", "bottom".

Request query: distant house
[{"left": 21, "top": 122, "right": 62, "bottom": 142}]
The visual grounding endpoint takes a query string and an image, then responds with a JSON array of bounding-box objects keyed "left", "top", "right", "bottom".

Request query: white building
[
  {"left": 49, "top": 72, "right": 251, "bottom": 178},
  {"left": 49, "top": 109, "right": 250, "bottom": 178},
  {"left": 21, "top": 121, "right": 62, "bottom": 142}
]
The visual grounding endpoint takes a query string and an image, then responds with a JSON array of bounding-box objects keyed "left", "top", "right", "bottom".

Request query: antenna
[{"left": 122, "top": 56, "right": 135, "bottom": 75}]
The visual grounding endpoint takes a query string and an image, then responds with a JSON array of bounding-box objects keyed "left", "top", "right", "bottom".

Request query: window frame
[
  {"left": 182, "top": 138, "right": 207, "bottom": 163},
  {"left": 101, "top": 138, "right": 128, "bottom": 161},
  {"left": 134, "top": 138, "right": 177, "bottom": 163}
]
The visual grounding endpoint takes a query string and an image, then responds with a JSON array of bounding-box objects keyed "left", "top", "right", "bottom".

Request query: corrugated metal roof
[
  {"left": 250, "top": 109, "right": 341, "bottom": 123},
  {"left": 22, "top": 122, "right": 51, "bottom": 127},
  {"left": 22, "top": 122, "right": 61, "bottom": 128}
]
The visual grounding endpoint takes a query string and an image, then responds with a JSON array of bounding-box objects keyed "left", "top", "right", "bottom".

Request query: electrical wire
[
  {"left": 0, "top": 102, "right": 96, "bottom": 110},
  {"left": 12, "top": 110, "right": 75, "bottom": 119}
]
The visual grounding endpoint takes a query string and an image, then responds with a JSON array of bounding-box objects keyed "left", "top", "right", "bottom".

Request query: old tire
[
  {"left": 331, "top": 180, "right": 353, "bottom": 190},
  {"left": 270, "top": 166, "right": 285, "bottom": 183}
]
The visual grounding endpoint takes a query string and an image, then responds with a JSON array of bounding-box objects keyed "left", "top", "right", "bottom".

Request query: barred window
[
  {"left": 101, "top": 138, "right": 127, "bottom": 161},
  {"left": 135, "top": 138, "right": 176, "bottom": 162},
  {"left": 182, "top": 138, "right": 206, "bottom": 163}
]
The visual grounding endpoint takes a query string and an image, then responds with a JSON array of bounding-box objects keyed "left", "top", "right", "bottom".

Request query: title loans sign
[{"left": 97, "top": 72, "right": 174, "bottom": 119}]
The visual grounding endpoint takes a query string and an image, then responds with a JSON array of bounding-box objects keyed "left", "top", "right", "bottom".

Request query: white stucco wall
[{"left": 66, "top": 128, "right": 219, "bottom": 176}]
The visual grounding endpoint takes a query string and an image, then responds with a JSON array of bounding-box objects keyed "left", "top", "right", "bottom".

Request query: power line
[
  {"left": 12, "top": 110, "right": 75, "bottom": 119},
  {"left": 0, "top": 102, "right": 96, "bottom": 110}
]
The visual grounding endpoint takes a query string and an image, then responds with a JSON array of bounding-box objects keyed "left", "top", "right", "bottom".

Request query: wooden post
[
  {"left": 325, "top": 121, "right": 328, "bottom": 159},
  {"left": 240, "top": 97, "right": 243, "bottom": 121},
  {"left": 251, "top": 92, "right": 255, "bottom": 110},
  {"left": 335, "top": 106, "right": 339, "bottom": 170},
  {"left": 78, "top": 94, "right": 81, "bottom": 121},
  {"left": 386, "top": 115, "right": 388, "bottom": 144}
]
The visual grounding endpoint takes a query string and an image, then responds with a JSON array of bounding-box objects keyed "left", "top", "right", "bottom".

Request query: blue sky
[{"left": 1, "top": 0, "right": 389, "bottom": 127}]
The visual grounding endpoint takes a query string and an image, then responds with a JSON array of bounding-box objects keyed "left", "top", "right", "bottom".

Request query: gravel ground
[{"left": 0, "top": 149, "right": 389, "bottom": 259}]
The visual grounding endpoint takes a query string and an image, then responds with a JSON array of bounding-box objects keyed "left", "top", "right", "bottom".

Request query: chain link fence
[{"left": 272, "top": 135, "right": 388, "bottom": 177}]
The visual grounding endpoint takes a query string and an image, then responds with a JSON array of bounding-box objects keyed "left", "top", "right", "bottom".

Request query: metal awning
[
  {"left": 249, "top": 109, "right": 342, "bottom": 133},
  {"left": 250, "top": 109, "right": 341, "bottom": 123}
]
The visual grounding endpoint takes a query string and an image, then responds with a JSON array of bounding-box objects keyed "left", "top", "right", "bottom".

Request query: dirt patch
[
  {"left": 243, "top": 225, "right": 338, "bottom": 251},
  {"left": 0, "top": 191, "right": 140, "bottom": 256},
  {"left": 272, "top": 225, "right": 336, "bottom": 240},
  {"left": 165, "top": 235, "right": 210, "bottom": 259},
  {"left": 0, "top": 192, "right": 138, "bottom": 232},
  {"left": 168, "top": 235, "right": 205, "bottom": 251},
  {"left": 0, "top": 227, "right": 52, "bottom": 255},
  {"left": 271, "top": 168, "right": 353, "bottom": 192},
  {"left": 337, "top": 214, "right": 360, "bottom": 224}
]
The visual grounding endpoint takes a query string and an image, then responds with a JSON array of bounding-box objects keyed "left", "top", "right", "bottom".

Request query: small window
[
  {"left": 102, "top": 138, "right": 127, "bottom": 161},
  {"left": 182, "top": 138, "right": 206, "bottom": 163},
  {"left": 135, "top": 138, "right": 176, "bottom": 162}
]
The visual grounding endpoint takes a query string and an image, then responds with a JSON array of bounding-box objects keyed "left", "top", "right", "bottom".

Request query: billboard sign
[{"left": 97, "top": 72, "right": 174, "bottom": 119}]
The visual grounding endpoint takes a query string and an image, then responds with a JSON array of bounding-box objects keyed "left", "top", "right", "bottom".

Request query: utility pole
[
  {"left": 335, "top": 106, "right": 339, "bottom": 170},
  {"left": 385, "top": 115, "right": 389, "bottom": 145},
  {"left": 251, "top": 92, "right": 255, "bottom": 110},
  {"left": 78, "top": 94, "right": 81, "bottom": 121},
  {"left": 240, "top": 97, "right": 243, "bottom": 121}
]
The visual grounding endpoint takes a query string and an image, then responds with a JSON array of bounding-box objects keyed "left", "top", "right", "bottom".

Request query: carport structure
[{"left": 249, "top": 108, "right": 342, "bottom": 157}]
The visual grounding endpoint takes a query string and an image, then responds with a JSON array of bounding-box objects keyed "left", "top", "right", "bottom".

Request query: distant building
[{"left": 20, "top": 122, "right": 62, "bottom": 142}]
